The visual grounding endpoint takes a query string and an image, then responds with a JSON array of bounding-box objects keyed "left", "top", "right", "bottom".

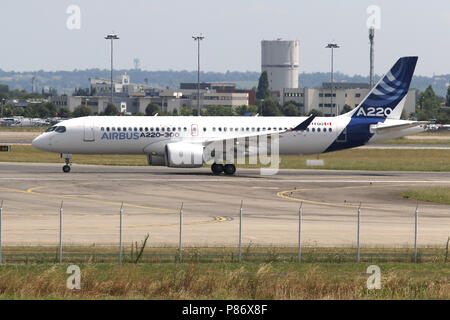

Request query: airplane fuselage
[{"left": 32, "top": 115, "right": 424, "bottom": 156}]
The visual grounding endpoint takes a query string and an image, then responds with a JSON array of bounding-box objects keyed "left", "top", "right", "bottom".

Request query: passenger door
[{"left": 83, "top": 118, "right": 95, "bottom": 142}]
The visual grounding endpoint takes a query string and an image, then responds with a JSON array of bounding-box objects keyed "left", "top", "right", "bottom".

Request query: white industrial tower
[{"left": 261, "top": 39, "right": 299, "bottom": 91}]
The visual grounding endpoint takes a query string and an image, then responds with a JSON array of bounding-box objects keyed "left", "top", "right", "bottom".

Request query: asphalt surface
[{"left": 0, "top": 162, "right": 449, "bottom": 247}]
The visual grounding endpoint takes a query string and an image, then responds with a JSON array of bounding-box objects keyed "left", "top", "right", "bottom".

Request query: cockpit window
[
  {"left": 46, "top": 126, "right": 56, "bottom": 132},
  {"left": 55, "top": 126, "right": 66, "bottom": 133}
]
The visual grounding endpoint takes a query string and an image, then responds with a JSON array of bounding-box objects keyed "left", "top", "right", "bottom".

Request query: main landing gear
[
  {"left": 211, "top": 163, "right": 236, "bottom": 175},
  {"left": 61, "top": 153, "right": 72, "bottom": 173}
]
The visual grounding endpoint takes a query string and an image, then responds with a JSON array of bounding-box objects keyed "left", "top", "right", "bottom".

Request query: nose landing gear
[{"left": 61, "top": 153, "right": 72, "bottom": 173}]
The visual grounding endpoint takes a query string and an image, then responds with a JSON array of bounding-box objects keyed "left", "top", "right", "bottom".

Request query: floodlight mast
[
  {"left": 105, "top": 33, "right": 119, "bottom": 105},
  {"left": 193, "top": 34, "right": 205, "bottom": 116},
  {"left": 325, "top": 43, "right": 340, "bottom": 116}
]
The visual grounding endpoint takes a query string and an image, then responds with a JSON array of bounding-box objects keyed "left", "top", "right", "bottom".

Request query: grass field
[
  {"left": 1, "top": 145, "right": 450, "bottom": 171},
  {"left": 0, "top": 126, "right": 49, "bottom": 132},
  {"left": 0, "top": 261, "right": 448, "bottom": 299},
  {"left": 0, "top": 246, "right": 448, "bottom": 299},
  {"left": 402, "top": 187, "right": 450, "bottom": 205},
  {"left": 2, "top": 246, "right": 448, "bottom": 265}
]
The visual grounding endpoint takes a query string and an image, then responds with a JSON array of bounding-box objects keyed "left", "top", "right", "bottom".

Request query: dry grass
[{"left": 0, "top": 263, "right": 448, "bottom": 299}]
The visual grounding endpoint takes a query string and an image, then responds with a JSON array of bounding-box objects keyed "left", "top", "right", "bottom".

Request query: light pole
[
  {"left": 192, "top": 34, "right": 205, "bottom": 116},
  {"left": 325, "top": 43, "right": 339, "bottom": 116},
  {"left": 105, "top": 33, "right": 119, "bottom": 105}
]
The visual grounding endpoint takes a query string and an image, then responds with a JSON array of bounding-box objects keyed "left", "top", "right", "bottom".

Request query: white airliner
[{"left": 32, "top": 56, "right": 426, "bottom": 175}]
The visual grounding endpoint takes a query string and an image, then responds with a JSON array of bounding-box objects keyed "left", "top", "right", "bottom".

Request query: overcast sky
[{"left": 0, "top": 0, "right": 449, "bottom": 76}]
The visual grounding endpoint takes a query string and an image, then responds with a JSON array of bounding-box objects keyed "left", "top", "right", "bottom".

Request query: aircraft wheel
[
  {"left": 224, "top": 164, "right": 236, "bottom": 175},
  {"left": 63, "top": 165, "right": 71, "bottom": 173},
  {"left": 211, "top": 163, "right": 224, "bottom": 175}
]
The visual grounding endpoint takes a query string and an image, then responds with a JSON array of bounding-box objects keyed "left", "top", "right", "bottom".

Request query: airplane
[{"left": 32, "top": 56, "right": 427, "bottom": 175}]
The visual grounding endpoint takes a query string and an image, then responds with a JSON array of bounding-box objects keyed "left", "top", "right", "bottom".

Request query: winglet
[{"left": 291, "top": 114, "right": 316, "bottom": 131}]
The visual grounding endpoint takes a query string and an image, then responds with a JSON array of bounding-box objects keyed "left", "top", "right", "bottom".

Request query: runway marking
[
  {"left": 0, "top": 185, "right": 175, "bottom": 214},
  {"left": 276, "top": 183, "right": 450, "bottom": 213}
]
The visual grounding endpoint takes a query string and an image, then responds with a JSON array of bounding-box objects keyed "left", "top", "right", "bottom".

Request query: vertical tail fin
[{"left": 348, "top": 56, "right": 418, "bottom": 119}]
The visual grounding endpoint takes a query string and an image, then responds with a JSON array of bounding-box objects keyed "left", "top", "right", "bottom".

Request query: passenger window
[
  {"left": 224, "top": 127, "right": 227, "bottom": 132},
  {"left": 184, "top": 127, "right": 187, "bottom": 132},
  {"left": 178, "top": 127, "right": 181, "bottom": 131},
  {"left": 117, "top": 127, "right": 121, "bottom": 132},
  {"left": 312, "top": 128, "right": 315, "bottom": 132},
  {"left": 230, "top": 128, "right": 233, "bottom": 132},
  {"left": 318, "top": 128, "right": 321, "bottom": 132},
  {"left": 166, "top": 128, "right": 170, "bottom": 132},
  {"left": 257, "top": 128, "right": 260, "bottom": 132},
  {"left": 156, "top": 128, "right": 159, "bottom": 132},
  {"left": 101, "top": 127, "right": 104, "bottom": 131},
  {"left": 161, "top": 127, "right": 165, "bottom": 132},
  {"left": 203, "top": 127, "right": 207, "bottom": 132},
  {"left": 213, "top": 127, "right": 216, "bottom": 132},
  {"left": 139, "top": 128, "right": 143, "bottom": 131},
  {"left": 123, "top": 127, "right": 126, "bottom": 131},
  {"left": 134, "top": 127, "right": 137, "bottom": 131},
  {"left": 218, "top": 127, "right": 222, "bottom": 132},
  {"left": 128, "top": 127, "right": 132, "bottom": 131},
  {"left": 112, "top": 127, "right": 116, "bottom": 131},
  {"left": 246, "top": 128, "right": 249, "bottom": 131},
  {"left": 106, "top": 127, "right": 110, "bottom": 132},
  {"left": 150, "top": 127, "right": 154, "bottom": 132},
  {"left": 329, "top": 128, "right": 332, "bottom": 132},
  {"left": 306, "top": 128, "right": 309, "bottom": 132},
  {"left": 145, "top": 127, "right": 148, "bottom": 132},
  {"left": 173, "top": 128, "right": 176, "bottom": 132}
]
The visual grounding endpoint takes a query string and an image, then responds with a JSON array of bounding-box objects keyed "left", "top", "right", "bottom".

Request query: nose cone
[{"left": 32, "top": 135, "right": 51, "bottom": 151}]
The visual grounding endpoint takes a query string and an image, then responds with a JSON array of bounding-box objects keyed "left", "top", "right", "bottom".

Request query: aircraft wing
[
  {"left": 201, "top": 114, "right": 316, "bottom": 145},
  {"left": 370, "top": 121, "right": 428, "bottom": 134}
]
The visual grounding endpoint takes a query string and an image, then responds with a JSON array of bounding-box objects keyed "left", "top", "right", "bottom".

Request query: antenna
[{"left": 369, "top": 27, "right": 375, "bottom": 88}]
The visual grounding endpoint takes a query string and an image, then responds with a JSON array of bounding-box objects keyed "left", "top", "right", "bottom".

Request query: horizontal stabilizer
[{"left": 370, "top": 121, "right": 428, "bottom": 134}]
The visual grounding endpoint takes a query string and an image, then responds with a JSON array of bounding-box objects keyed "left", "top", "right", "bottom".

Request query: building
[
  {"left": 278, "top": 83, "right": 416, "bottom": 116},
  {"left": 261, "top": 39, "right": 299, "bottom": 91}
]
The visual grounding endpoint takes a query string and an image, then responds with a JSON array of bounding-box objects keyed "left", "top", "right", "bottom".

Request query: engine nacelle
[{"left": 165, "top": 142, "right": 204, "bottom": 168}]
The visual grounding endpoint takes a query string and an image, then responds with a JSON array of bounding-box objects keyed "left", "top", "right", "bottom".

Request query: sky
[{"left": 0, "top": 0, "right": 449, "bottom": 76}]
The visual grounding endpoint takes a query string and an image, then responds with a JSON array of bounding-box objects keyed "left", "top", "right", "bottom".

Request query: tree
[
  {"left": 179, "top": 106, "right": 192, "bottom": 116},
  {"left": 340, "top": 104, "right": 352, "bottom": 115},
  {"left": 204, "top": 105, "right": 234, "bottom": 116},
  {"left": 145, "top": 103, "right": 160, "bottom": 116},
  {"left": 72, "top": 105, "right": 93, "bottom": 117},
  {"left": 57, "top": 106, "right": 72, "bottom": 118},
  {"left": 104, "top": 103, "right": 119, "bottom": 116},
  {"left": 309, "top": 109, "right": 323, "bottom": 117},
  {"left": 261, "top": 98, "right": 281, "bottom": 116},
  {"left": 256, "top": 71, "right": 270, "bottom": 99},
  {"left": 172, "top": 108, "right": 178, "bottom": 116},
  {"left": 281, "top": 103, "right": 299, "bottom": 116},
  {"left": 446, "top": 86, "right": 450, "bottom": 107}
]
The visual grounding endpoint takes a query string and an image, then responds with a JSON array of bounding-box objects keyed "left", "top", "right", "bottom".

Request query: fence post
[
  {"left": 179, "top": 202, "right": 183, "bottom": 263},
  {"left": 238, "top": 200, "right": 243, "bottom": 263},
  {"left": 59, "top": 201, "right": 63, "bottom": 264},
  {"left": 119, "top": 201, "right": 123, "bottom": 265},
  {"left": 298, "top": 202, "right": 303, "bottom": 263},
  {"left": 414, "top": 201, "right": 419, "bottom": 263},
  {"left": 0, "top": 200, "right": 3, "bottom": 266},
  {"left": 357, "top": 202, "right": 361, "bottom": 263}
]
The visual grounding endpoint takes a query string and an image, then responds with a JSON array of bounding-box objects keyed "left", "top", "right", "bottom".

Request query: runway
[{"left": 0, "top": 162, "right": 449, "bottom": 247}]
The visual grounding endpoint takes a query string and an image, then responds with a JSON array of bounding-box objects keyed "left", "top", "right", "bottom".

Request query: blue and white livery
[{"left": 32, "top": 57, "right": 426, "bottom": 175}]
